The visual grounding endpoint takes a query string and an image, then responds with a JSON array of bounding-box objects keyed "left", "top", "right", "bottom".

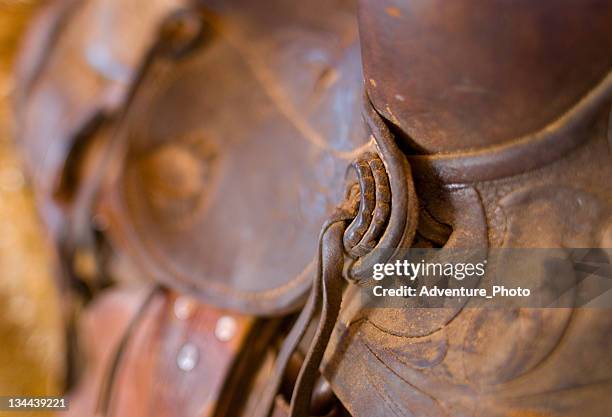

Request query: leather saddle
[{"left": 13, "top": 0, "right": 612, "bottom": 416}]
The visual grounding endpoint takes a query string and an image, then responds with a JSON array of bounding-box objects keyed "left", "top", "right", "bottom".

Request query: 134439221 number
[{"left": 2, "top": 397, "right": 68, "bottom": 410}]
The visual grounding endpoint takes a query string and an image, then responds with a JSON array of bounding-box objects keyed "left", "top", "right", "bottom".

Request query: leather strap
[
  {"left": 256, "top": 99, "right": 419, "bottom": 416},
  {"left": 252, "top": 209, "right": 354, "bottom": 417},
  {"left": 288, "top": 220, "right": 347, "bottom": 417},
  {"left": 96, "top": 285, "right": 162, "bottom": 417}
]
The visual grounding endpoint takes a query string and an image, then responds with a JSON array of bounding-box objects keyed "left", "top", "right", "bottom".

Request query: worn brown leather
[
  {"left": 16, "top": 0, "right": 371, "bottom": 415},
  {"left": 322, "top": 2, "right": 612, "bottom": 417},
  {"left": 14, "top": 0, "right": 186, "bottom": 237},
  {"left": 14, "top": 0, "right": 612, "bottom": 417},
  {"left": 62, "top": 286, "right": 272, "bottom": 417},
  {"left": 358, "top": 0, "right": 612, "bottom": 153},
  {"left": 100, "top": 0, "right": 367, "bottom": 315}
]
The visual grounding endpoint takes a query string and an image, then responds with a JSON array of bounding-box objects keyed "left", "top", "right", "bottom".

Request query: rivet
[
  {"left": 173, "top": 296, "right": 196, "bottom": 320},
  {"left": 176, "top": 343, "right": 199, "bottom": 372},
  {"left": 215, "top": 316, "right": 237, "bottom": 342}
]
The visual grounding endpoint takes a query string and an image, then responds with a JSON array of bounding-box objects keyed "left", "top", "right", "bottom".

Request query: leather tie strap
[
  {"left": 252, "top": 208, "right": 355, "bottom": 417},
  {"left": 288, "top": 219, "right": 347, "bottom": 417},
  {"left": 256, "top": 99, "right": 419, "bottom": 417}
]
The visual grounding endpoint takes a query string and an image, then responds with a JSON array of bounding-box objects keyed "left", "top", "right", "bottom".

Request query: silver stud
[
  {"left": 176, "top": 343, "right": 199, "bottom": 372},
  {"left": 215, "top": 316, "right": 237, "bottom": 342},
  {"left": 173, "top": 296, "right": 195, "bottom": 320}
]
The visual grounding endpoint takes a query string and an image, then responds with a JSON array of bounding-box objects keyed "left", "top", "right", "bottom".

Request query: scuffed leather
[
  {"left": 101, "top": 0, "right": 367, "bottom": 314},
  {"left": 323, "top": 2, "right": 612, "bottom": 416}
]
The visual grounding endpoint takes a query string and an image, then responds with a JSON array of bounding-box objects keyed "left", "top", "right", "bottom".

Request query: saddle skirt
[{"left": 100, "top": 0, "right": 368, "bottom": 315}]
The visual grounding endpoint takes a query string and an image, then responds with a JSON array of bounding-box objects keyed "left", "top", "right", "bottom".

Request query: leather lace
[{"left": 254, "top": 98, "right": 419, "bottom": 417}]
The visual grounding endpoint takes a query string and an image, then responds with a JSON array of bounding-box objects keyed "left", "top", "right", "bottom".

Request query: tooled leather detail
[
  {"left": 362, "top": 186, "right": 488, "bottom": 340},
  {"left": 327, "top": 87, "right": 612, "bottom": 417},
  {"left": 131, "top": 133, "right": 220, "bottom": 231}
]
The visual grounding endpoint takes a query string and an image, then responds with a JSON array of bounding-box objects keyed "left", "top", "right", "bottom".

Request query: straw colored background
[{"left": 0, "top": 0, "right": 64, "bottom": 415}]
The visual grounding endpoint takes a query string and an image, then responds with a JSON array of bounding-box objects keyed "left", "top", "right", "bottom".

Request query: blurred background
[{"left": 0, "top": 0, "right": 64, "bottom": 415}]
